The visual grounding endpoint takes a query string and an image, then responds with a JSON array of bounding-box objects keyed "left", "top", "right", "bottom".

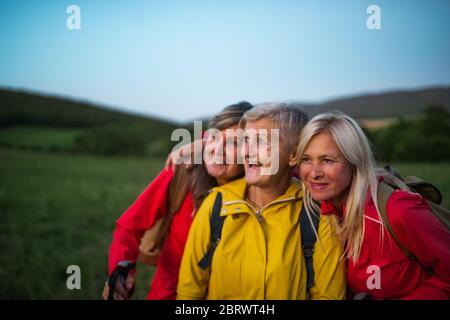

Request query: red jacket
[
  {"left": 321, "top": 188, "right": 450, "bottom": 300},
  {"left": 108, "top": 167, "right": 194, "bottom": 299}
]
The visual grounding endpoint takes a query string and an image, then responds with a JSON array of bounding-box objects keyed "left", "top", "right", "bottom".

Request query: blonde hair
[{"left": 297, "top": 112, "right": 381, "bottom": 262}]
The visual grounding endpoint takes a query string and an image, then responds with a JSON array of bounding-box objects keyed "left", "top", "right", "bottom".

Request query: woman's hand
[
  {"left": 102, "top": 272, "right": 135, "bottom": 300},
  {"left": 165, "top": 138, "right": 205, "bottom": 171}
]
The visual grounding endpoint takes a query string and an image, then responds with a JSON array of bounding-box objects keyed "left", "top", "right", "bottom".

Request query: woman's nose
[
  {"left": 212, "top": 143, "right": 223, "bottom": 158},
  {"left": 246, "top": 141, "right": 259, "bottom": 162},
  {"left": 311, "top": 162, "right": 324, "bottom": 178}
]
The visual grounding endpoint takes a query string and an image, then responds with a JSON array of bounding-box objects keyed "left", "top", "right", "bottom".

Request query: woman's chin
[
  {"left": 309, "top": 191, "right": 332, "bottom": 203},
  {"left": 245, "top": 172, "right": 263, "bottom": 186},
  {"left": 206, "top": 164, "right": 226, "bottom": 177}
]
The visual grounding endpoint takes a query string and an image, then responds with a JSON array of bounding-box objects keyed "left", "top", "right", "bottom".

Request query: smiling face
[
  {"left": 204, "top": 124, "right": 244, "bottom": 185},
  {"left": 299, "top": 131, "right": 354, "bottom": 206},
  {"left": 242, "top": 118, "right": 296, "bottom": 188}
]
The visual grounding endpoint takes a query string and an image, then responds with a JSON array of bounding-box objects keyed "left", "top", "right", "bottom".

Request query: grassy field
[
  {"left": 0, "top": 147, "right": 449, "bottom": 299},
  {"left": 0, "top": 147, "right": 164, "bottom": 299}
]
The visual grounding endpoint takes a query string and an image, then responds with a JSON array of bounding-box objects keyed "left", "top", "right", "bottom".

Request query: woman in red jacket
[
  {"left": 103, "top": 101, "right": 253, "bottom": 300},
  {"left": 297, "top": 112, "right": 450, "bottom": 300}
]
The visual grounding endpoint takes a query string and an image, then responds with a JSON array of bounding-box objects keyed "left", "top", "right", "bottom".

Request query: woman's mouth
[
  {"left": 309, "top": 182, "right": 329, "bottom": 191},
  {"left": 246, "top": 157, "right": 263, "bottom": 168}
]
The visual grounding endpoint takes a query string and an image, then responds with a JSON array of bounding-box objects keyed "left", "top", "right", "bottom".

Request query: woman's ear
[{"left": 288, "top": 147, "right": 298, "bottom": 167}]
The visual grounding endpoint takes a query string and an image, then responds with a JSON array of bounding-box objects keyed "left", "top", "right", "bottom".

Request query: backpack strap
[
  {"left": 197, "top": 193, "right": 322, "bottom": 286},
  {"left": 300, "top": 205, "right": 320, "bottom": 289},
  {"left": 377, "top": 182, "right": 417, "bottom": 261},
  {"left": 198, "top": 192, "right": 224, "bottom": 270}
]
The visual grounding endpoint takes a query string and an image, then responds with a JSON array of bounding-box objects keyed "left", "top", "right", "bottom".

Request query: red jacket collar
[
  {"left": 320, "top": 184, "right": 378, "bottom": 218},
  {"left": 321, "top": 200, "right": 345, "bottom": 218}
]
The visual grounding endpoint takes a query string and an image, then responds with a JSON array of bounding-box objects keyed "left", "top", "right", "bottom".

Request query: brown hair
[{"left": 172, "top": 101, "right": 253, "bottom": 210}]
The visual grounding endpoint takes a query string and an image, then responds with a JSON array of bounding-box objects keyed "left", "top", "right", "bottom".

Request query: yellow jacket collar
[{"left": 212, "top": 177, "right": 303, "bottom": 216}]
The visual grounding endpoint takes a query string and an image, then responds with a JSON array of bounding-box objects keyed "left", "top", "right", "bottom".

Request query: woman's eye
[
  {"left": 258, "top": 136, "right": 268, "bottom": 145},
  {"left": 323, "top": 159, "right": 334, "bottom": 164},
  {"left": 227, "top": 139, "right": 238, "bottom": 147},
  {"left": 301, "top": 158, "right": 310, "bottom": 163}
]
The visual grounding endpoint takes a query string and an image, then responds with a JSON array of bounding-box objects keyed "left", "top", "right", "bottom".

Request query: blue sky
[{"left": 1, "top": 0, "right": 449, "bottom": 122}]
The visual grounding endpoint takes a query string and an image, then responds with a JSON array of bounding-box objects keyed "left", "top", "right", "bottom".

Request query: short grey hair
[{"left": 239, "top": 102, "right": 308, "bottom": 151}]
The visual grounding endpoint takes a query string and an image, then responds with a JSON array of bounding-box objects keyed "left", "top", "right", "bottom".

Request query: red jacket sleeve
[
  {"left": 388, "top": 190, "right": 450, "bottom": 299},
  {"left": 108, "top": 168, "right": 174, "bottom": 275}
]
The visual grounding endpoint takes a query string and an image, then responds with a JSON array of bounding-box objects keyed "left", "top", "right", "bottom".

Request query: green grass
[
  {"left": 0, "top": 147, "right": 164, "bottom": 299},
  {"left": 0, "top": 126, "right": 84, "bottom": 151},
  {"left": 0, "top": 147, "right": 448, "bottom": 299}
]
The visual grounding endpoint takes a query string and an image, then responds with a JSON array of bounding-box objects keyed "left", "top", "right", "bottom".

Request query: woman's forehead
[
  {"left": 244, "top": 118, "right": 278, "bottom": 130},
  {"left": 305, "top": 132, "right": 342, "bottom": 155}
]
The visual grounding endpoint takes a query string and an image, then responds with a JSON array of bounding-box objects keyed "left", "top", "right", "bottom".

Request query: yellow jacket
[{"left": 177, "top": 178, "right": 346, "bottom": 300}]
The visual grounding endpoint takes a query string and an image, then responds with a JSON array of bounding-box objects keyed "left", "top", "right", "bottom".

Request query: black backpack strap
[
  {"left": 198, "top": 192, "right": 224, "bottom": 270},
  {"left": 300, "top": 205, "right": 320, "bottom": 289}
]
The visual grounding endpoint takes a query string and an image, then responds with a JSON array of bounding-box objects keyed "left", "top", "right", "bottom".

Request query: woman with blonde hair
[{"left": 297, "top": 112, "right": 450, "bottom": 299}]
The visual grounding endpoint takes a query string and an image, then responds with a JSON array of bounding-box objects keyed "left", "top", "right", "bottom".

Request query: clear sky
[{"left": 1, "top": 0, "right": 449, "bottom": 122}]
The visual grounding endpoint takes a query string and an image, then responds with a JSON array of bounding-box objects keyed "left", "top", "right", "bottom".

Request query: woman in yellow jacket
[{"left": 177, "top": 104, "right": 346, "bottom": 300}]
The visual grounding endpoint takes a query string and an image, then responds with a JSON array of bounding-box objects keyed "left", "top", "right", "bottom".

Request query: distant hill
[
  {"left": 0, "top": 88, "right": 179, "bottom": 138},
  {"left": 0, "top": 88, "right": 187, "bottom": 156},
  {"left": 1, "top": 86, "right": 449, "bottom": 157},
  {"left": 291, "top": 86, "right": 450, "bottom": 120},
  {"left": 2, "top": 86, "right": 449, "bottom": 130}
]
